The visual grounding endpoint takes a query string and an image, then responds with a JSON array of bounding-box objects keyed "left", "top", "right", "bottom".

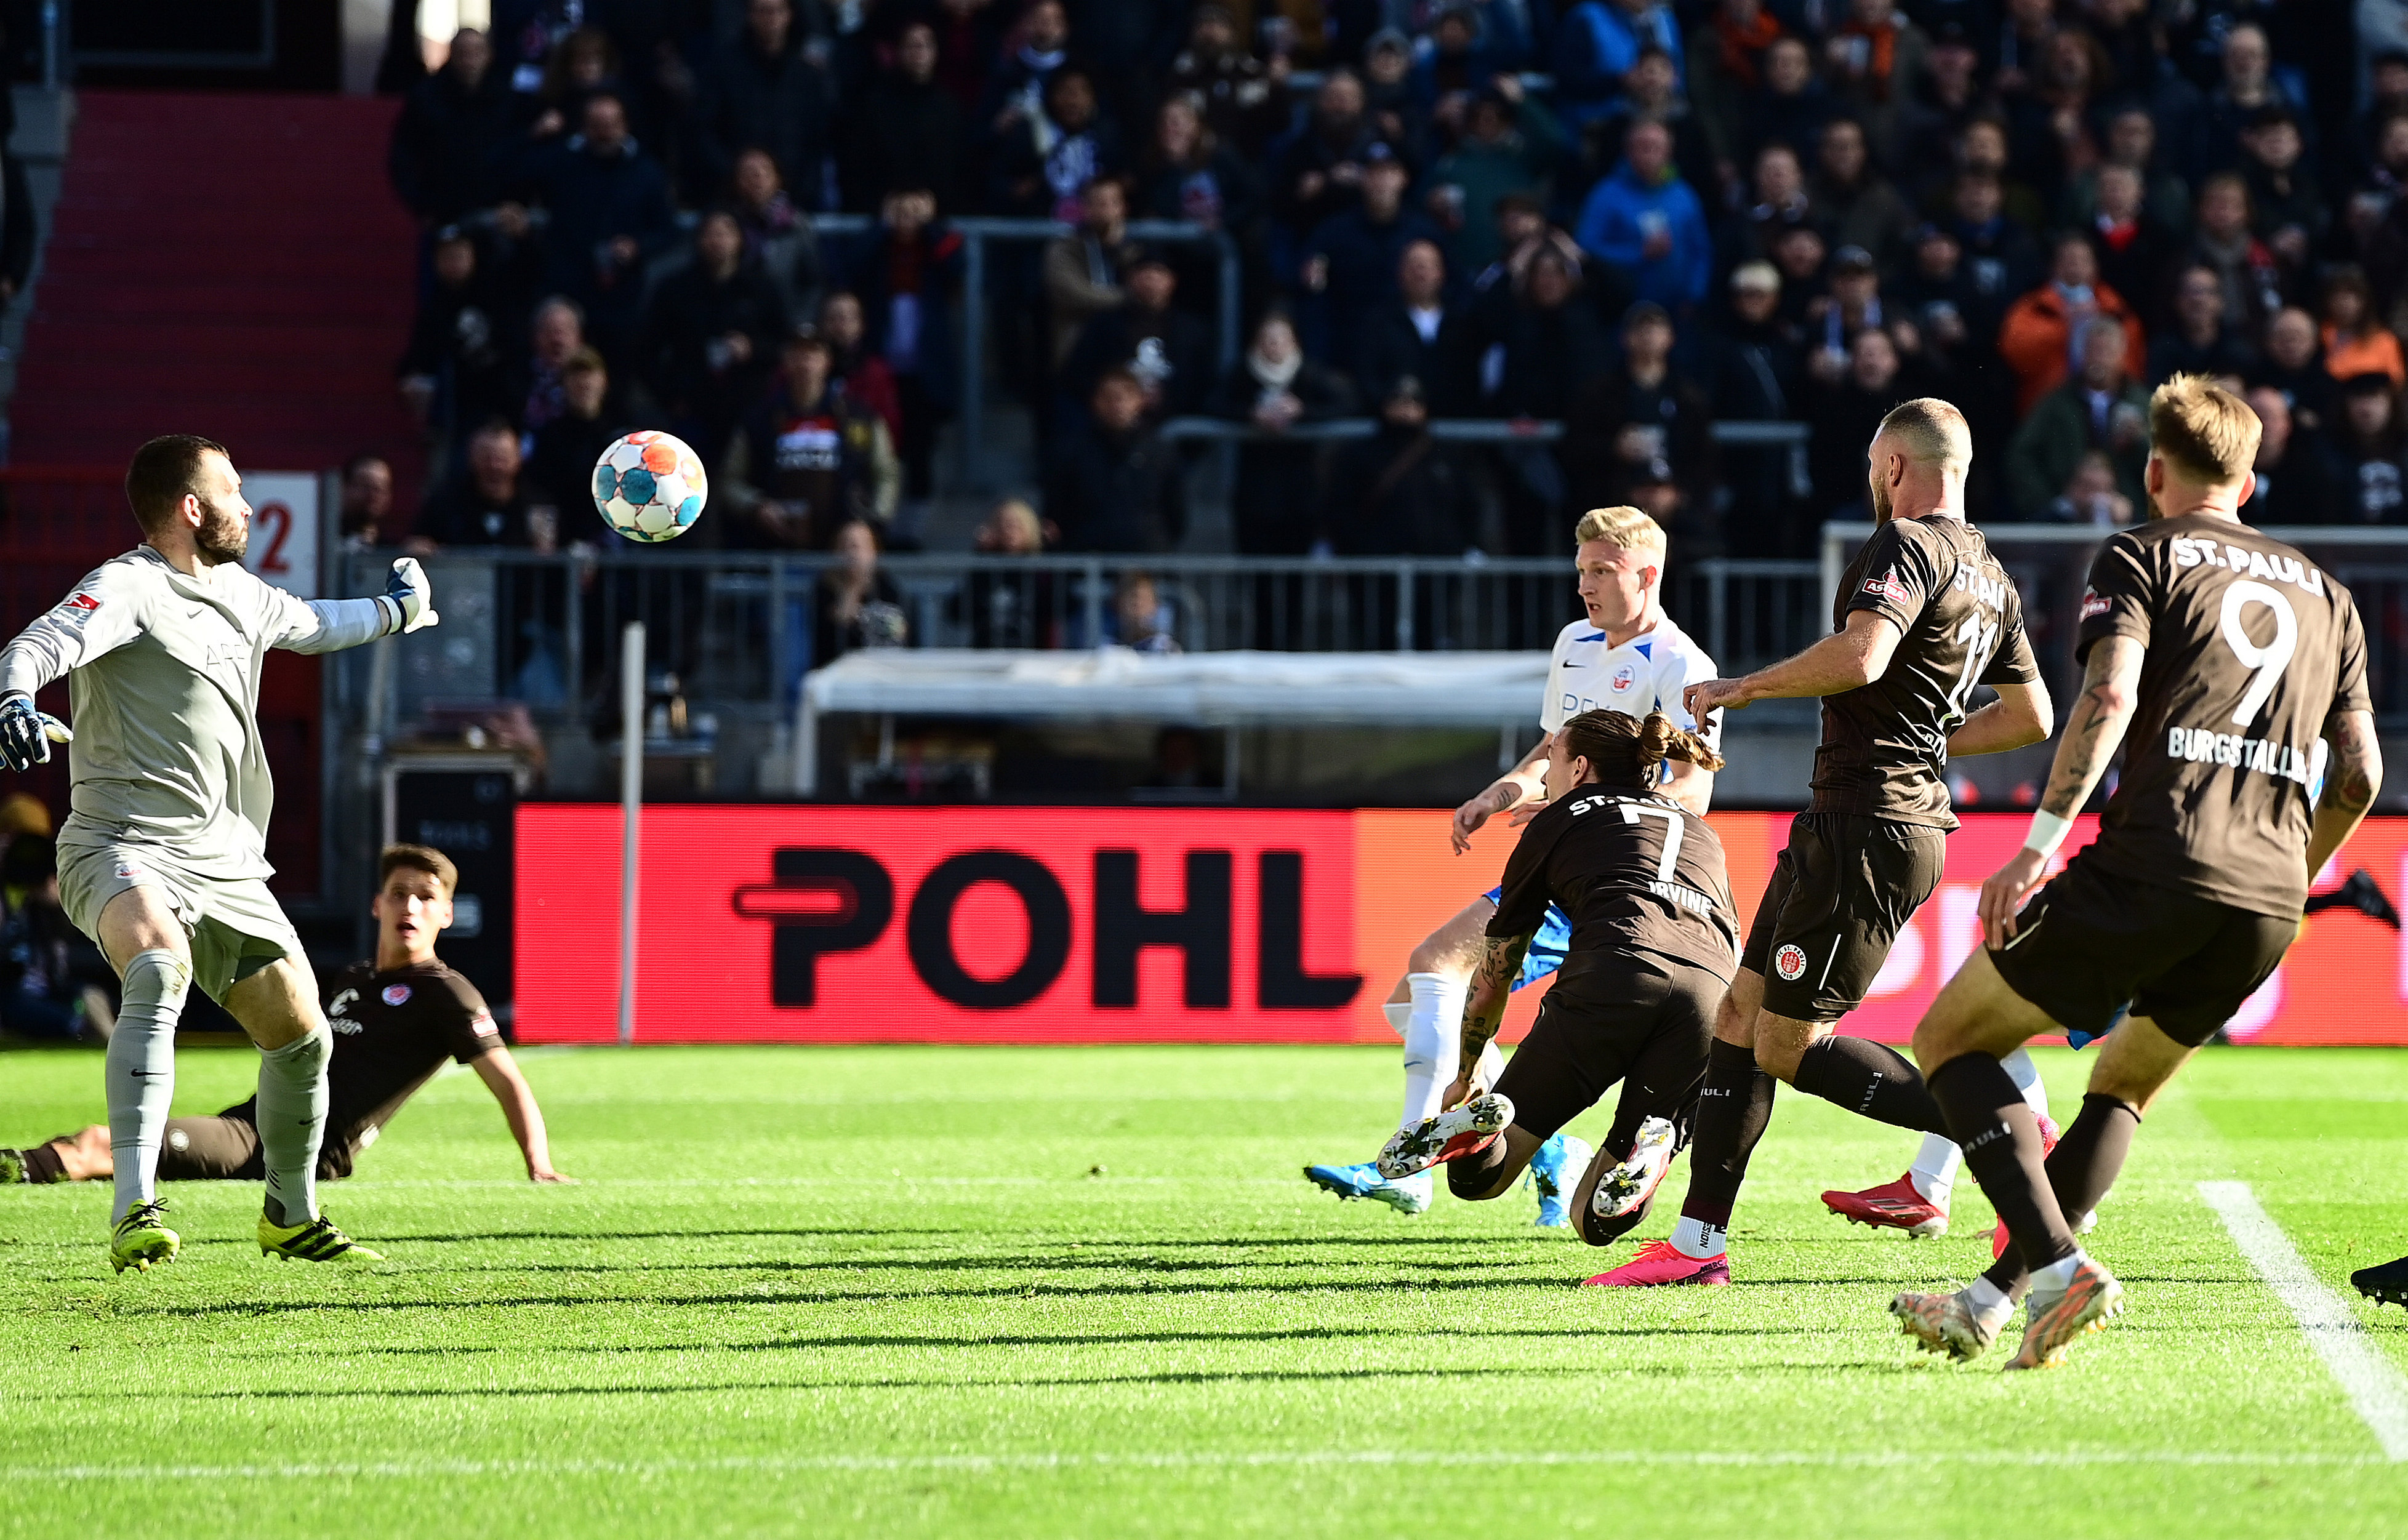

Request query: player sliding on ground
[
  {"left": 1376, "top": 710, "right": 1737, "bottom": 1254},
  {"left": 0, "top": 435, "right": 439, "bottom": 1272},
  {"left": 1304, "top": 507, "right": 1719, "bottom": 1224},
  {"left": 1591, "top": 398, "right": 2058, "bottom": 1288},
  {"left": 0, "top": 844, "right": 568, "bottom": 1192},
  {"left": 1890, "top": 376, "right": 2382, "bottom": 1370}
]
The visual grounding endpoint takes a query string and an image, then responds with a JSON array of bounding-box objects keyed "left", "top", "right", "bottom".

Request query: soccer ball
[{"left": 593, "top": 430, "right": 707, "bottom": 542}]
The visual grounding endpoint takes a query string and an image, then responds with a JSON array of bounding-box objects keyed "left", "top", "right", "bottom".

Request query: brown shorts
[
  {"left": 1489, "top": 952, "right": 1722, "bottom": 1144},
  {"left": 155, "top": 1101, "right": 363, "bottom": 1183},
  {"left": 1988, "top": 853, "right": 2296, "bottom": 1048},
  {"left": 1740, "top": 813, "right": 1947, "bottom": 1021}
]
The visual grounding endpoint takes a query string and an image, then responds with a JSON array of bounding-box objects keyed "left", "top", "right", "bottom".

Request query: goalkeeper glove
[
  {"left": 380, "top": 557, "right": 440, "bottom": 635},
  {"left": 0, "top": 693, "right": 70, "bottom": 772}
]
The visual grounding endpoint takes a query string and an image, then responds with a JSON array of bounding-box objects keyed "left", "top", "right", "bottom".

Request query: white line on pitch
[
  {"left": 0, "top": 1449, "right": 2390, "bottom": 1483},
  {"left": 2197, "top": 1180, "right": 2408, "bottom": 1462}
]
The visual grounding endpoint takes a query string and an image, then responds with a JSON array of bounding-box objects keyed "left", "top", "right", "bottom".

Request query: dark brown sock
[
  {"left": 23, "top": 1139, "right": 69, "bottom": 1185},
  {"left": 1930, "top": 1052, "right": 2078, "bottom": 1275},
  {"left": 1677, "top": 1038, "right": 1776, "bottom": 1229},
  {"left": 1980, "top": 1093, "right": 2143, "bottom": 1300},
  {"left": 1443, "top": 1131, "right": 1514, "bottom": 1200},
  {"left": 1792, "top": 1034, "right": 1952, "bottom": 1134}
]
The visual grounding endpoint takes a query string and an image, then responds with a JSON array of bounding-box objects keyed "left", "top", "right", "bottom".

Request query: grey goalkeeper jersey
[{"left": 0, "top": 546, "right": 391, "bottom": 880}]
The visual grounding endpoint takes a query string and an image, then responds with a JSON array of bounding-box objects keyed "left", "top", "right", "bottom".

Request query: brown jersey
[
  {"left": 1488, "top": 785, "right": 1740, "bottom": 982},
  {"left": 321, "top": 959, "right": 503, "bottom": 1153},
  {"left": 1812, "top": 515, "right": 2042, "bottom": 829},
  {"left": 2074, "top": 513, "right": 2372, "bottom": 919}
]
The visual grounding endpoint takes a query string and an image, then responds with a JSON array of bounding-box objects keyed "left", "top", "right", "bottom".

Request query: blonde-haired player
[{"left": 1304, "top": 507, "right": 1722, "bottom": 1223}]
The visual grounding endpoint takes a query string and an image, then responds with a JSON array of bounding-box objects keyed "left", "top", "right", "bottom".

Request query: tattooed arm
[
  {"left": 1441, "top": 930, "right": 1534, "bottom": 1110},
  {"left": 1977, "top": 635, "right": 2145, "bottom": 947},
  {"left": 2307, "top": 710, "right": 2384, "bottom": 878}
]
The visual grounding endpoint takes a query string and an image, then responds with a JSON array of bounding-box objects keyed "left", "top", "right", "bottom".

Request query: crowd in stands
[{"left": 378, "top": 0, "right": 2408, "bottom": 589}]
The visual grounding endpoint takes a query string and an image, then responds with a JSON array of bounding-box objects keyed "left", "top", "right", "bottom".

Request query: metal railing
[
  {"left": 1157, "top": 416, "right": 1809, "bottom": 446},
  {"left": 335, "top": 543, "right": 1818, "bottom": 736},
  {"left": 1820, "top": 521, "right": 2408, "bottom": 723}
]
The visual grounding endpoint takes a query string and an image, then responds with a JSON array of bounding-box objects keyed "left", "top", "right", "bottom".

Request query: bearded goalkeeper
[{"left": 0, "top": 434, "right": 439, "bottom": 1273}]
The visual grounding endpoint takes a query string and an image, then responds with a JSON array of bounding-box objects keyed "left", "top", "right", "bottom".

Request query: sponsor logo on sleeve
[
  {"left": 1773, "top": 943, "right": 1809, "bottom": 982},
  {"left": 2080, "top": 588, "right": 2111, "bottom": 621},
  {"left": 382, "top": 983, "right": 414, "bottom": 1006},
  {"left": 470, "top": 1010, "right": 499, "bottom": 1038},
  {"left": 1861, "top": 567, "right": 1908, "bottom": 604},
  {"left": 61, "top": 592, "right": 100, "bottom": 627}
]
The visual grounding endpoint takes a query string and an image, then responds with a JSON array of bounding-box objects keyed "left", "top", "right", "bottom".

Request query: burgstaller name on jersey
[{"left": 2165, "top": 726, "right": 2316, "bottom": 784}]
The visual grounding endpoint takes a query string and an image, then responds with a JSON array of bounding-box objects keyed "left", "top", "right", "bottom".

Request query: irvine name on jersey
[{"left": 2076, "top": 513, "right": 2372, "bottom": 918}]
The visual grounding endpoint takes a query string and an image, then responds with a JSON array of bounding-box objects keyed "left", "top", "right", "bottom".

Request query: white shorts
[{"left": 57, "top": 836, "right": 303, "bottom": 1004}]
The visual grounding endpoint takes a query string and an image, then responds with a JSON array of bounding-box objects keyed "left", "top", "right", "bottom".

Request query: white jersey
[
  {"left": 0, "top": 547, "right": 391, "bottom": 880},
  {"left": 1541, "top": 613, "right": 1721, "bottom": 753}
]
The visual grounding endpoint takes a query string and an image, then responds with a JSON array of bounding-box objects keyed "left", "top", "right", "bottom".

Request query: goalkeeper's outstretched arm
[{"left": 275, "top": 558, "right": 441, "bottom": 654}]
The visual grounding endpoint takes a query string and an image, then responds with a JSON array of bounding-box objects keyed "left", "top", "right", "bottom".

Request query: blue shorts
[{"left": 1484, "top": 887, "right": 1571, "bottom": 991}]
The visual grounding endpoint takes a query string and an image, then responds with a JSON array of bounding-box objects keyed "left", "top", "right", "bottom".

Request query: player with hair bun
[
  {"left": 1376, "top": 710, "right": 1739, "bottom": 1254},
  {"left": 1304, "top": 507, "right": 1724, "bottom": 1224}
]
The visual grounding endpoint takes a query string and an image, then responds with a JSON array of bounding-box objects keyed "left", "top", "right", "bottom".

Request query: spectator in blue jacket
[
  {"left": 1556, "top": 0, "right": 1686, "bottom": 127},
  {"left": 514, "top": 92, "right": 675, "bottom": 360},
  {"left": 1573, "top": 119, "right": 1711, "bottom": 312}
]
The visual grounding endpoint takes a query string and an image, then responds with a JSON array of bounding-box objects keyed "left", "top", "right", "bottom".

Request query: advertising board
[{"left": 516, "top": 806, "right": 2408, "bottom": 1046}]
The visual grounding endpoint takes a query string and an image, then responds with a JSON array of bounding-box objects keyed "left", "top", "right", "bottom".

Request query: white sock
[
  {"left": 1908, "top": 1134, "right": 1961, "bottom": 1203},
  {"left": 1381, "top": 999, "right": 1411, "bottom": 1037},
  {"left": 1475, "top": 1038, "right": 1504, "bottom": 1089},
  {"left": 1964, "top": 1276, "right": 2013, "bottom": 1327},
  {"left": 256, "top": 1027, "right": 330, "bottom": 1228},
  {"left": 1670, "top": 1215, "right": 1726, "bottom": 1259},
  {"left": 1400, "top": 973, "right": 1468, "bottom": 1131},
  {"left": 2029, "top": 1250, "right": 2085, "bottom": 1293},
  {"left": 105, "top": 949, "right": 187, "bottom": 1224},
  {"left": 2002, "top": 1047, "right": 2050, "bottom": 1121}
]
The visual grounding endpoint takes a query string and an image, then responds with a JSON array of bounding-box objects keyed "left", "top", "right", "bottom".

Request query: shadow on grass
[
  {"left": 172, "top": 1352, "right": 1850, "bottom": 1399},
  {"left": 115, "top": 1269, "right": 1991, "bottom": 1317},
  {"left": 212, "top": 1321, "right": 1790, "bottom": 1358},
  {"left": 383, "top": 1227, "right": 965, "bottom": 1244}
]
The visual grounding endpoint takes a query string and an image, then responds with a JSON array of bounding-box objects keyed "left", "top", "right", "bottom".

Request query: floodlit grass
[{"left": 1, "top": 1043, "right": 2404, "bottom": 1538}]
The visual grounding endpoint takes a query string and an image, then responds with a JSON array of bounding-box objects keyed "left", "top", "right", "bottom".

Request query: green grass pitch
[{"left": 2, "top": 1042, "right": 2404, "bottom": 1538}]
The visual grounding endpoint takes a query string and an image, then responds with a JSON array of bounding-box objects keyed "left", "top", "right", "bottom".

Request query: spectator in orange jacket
[{"left": 1996, "top": 231, "right": 2146, "bottom": 418}]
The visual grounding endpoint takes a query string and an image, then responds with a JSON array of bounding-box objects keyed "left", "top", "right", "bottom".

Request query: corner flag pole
[{"left": 618, "top": 621, "right": 645, "bottom": 1048}]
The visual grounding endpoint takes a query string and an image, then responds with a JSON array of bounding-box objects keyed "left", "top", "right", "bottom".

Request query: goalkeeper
[{"left": 0, "top": 434, "right": 439, "bottom": 1273}]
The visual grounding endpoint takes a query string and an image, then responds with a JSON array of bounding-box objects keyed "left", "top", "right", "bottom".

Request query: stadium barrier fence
[
  {"left": 513, "top": 803, "right": 2408, "bottom": 1046},
  {"left": 331, "top": 542, "right": 1823, "bottom": 739}
]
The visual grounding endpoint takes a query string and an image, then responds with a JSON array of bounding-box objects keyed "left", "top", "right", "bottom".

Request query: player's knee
[
  {"left": 1447, "top": 1158, "right": 1510, "bottom": 1201},
  {"left": 1407, "top": 936, "right": 1466, "bottom": 978},
  {"left": 119, "top": 948, "right": 190, "bottom": 1010},
  {"left": 1712, "top": 993, "right": 1754, "bottom": 1048},
  {"left": 1581, "top": 1200, "right": 1649, "bottom": 1247},
  {"left": 265, "top": 1023, "right": 331, "bottom": 1076}
]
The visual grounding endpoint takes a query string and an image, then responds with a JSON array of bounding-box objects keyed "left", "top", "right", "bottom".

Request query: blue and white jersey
[{"left": 1540, "top": 612, "right": 1721, "bottom": 753}]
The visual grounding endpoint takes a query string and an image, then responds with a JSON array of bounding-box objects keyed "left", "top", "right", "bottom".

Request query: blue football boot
[
  {"left": 1527, "top": 1133, "right": 1592, "bottom": 1229},
  {"left": 1304, "top": 1161, "right": 1432, "bottom": 1215}
]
